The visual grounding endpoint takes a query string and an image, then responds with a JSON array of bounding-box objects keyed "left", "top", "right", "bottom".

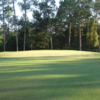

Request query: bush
[
  {"left": 0, "top": 40, "right": 3, "bottom": 51},
  {"left": 93, "top": 49, "right": 98, "bottom": 52},
  {"left": 62, "top": 44, "right": 68, "bottom": 50},
  {"left": 6, "top": 36, "right": 16, "bottom": 51}
]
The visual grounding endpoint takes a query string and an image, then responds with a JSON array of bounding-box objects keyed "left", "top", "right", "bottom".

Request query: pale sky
[{"left": 15, "top": 0, "right": 60, "bottom": 20}]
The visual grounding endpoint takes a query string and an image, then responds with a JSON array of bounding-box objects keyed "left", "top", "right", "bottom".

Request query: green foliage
[
  {"left": 0, "top": 28, "right": 3, "bottom": 51},
  {"left": 6, "top": 35, "right": 16, "bottom": 51},
  {"left": 0, "top": 40, "right": 3, "bottom": 51},
  {"left": 36, "top": 32, "right": 50, "bottom": 49},
  {"left": 62, "top": 44, "right": 68, "bottom": 50},
  {"left": 18, "top": 0, "right": 31, "bottom": 11},
  {"left": 86, "top": 19, "right": 99, "bottom": 48}
]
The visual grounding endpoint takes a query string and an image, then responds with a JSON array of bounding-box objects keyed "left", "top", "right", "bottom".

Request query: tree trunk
[
  {"left": 99, "top": 32, "right": 100, "bottom": 52},
  {"left": 60, "top": 32, "right": 62, "bottom": 49},
  {"left": 48, "top": 13, "right": 53, "bottom": 50},
  {"left": 68, "top": 22, "right": 71, "bottom": 49},
  {"left": 23, "top": 0, "right": 26, "bottom": 51},
  {"left": 87, "top": 20, "right": 89, "bottom": 33},
  {"left": 79, "top": 20, "right": 82, "bottom": 51},
  {"left": 24, "top": 29, "right": 26, "bottom": 51},
  {"left": 2, "top": 0, "right": 5, "bottom": 51},
  {"left": 87, "top": 7, "right": 90, "bottom": 33},
  {"left": 4, "top": 31, "right": 5, "bottom": 51},
  {"left": 50, "top": 35, "right": 53, "bottom": 50},
  {"left": 8, "top": 17, "right": 9, "bottom": 36},
  {"left": 13, "top": 0, "right": 18, "bottom": 51},
  {"left": 78, "top": 0, "right": 82, "bottom": 51},
  {"left": 86, "top": 19, "right": 89, "bottom": 44}
]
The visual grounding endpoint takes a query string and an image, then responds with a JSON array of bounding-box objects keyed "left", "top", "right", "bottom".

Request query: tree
[
  {"left": 12, "top": 0, "right": 18, "bottom": 51},
  {"left": 98, "top": 24, "right": 100, "bottom": 52},
  {"left": 86, "top": 19, "right": 98, "bottom": 49},
  {"left": 37, "top": 0, "right": 56, "bottom": 50},
  {"left": 0, "top": 26, "right": 4, "bottom": 51},
  {"left": 4, "top": 5, "right": 13, "bottom": 36},
  {"left": 74, "top": 0, "right": 92, "bottom": 51},
  {"left": 32, "top": 10, "right": 50, "bottom": 49},
  {"left": 18, "top": 0, "right": 31, "bottom": 51},
  {"left": 0, "top": 0, "right": 8, "bottom": 51},
  {"left": 94, "top": 0, "right": 100, "bottom": 52},
  {"left": 57, "top": 0, "right": 76, "bottom": 49}
]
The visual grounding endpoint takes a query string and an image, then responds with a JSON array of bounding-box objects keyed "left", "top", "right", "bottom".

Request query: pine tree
[
  {"left": 4, "top": 5, "right": 13, "bottom": 36},
  {"left": 18, "top": 0, "right": 31, "bottom": 51},
  {"left": 74, "top": 0, "right": 92, "bottom": 51},
  {"left": 57, "top": 0, "right": 76, "bottom": 49},
  {"left": 37, "top": 0, "right": 56, "bottom": 50},
  {"left": 0, "top": 0, "right": 8, "bottom": 51},
  {"left": 94, "top": 0, "right": 100, "bottom": 52},
  {"left": 97, "top": 24, "right": 100, "bottom": 52},
  {"left": 86, "top": 19, "right": 98, "bottom": 48},
  {"left": 12, "top": 0, "right": 18, "bottom": 51}
]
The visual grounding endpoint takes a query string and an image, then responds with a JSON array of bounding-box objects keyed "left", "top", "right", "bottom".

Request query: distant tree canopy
[{"left": 0, "top": 0, "right": 100, "bottom": 52}]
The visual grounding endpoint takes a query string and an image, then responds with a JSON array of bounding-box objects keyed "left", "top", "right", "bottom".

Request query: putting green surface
[{"left": 0, "top": 50, "right": 100, "bottom": 100}]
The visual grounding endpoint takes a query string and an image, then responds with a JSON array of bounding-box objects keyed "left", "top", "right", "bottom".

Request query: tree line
[{"left": 0, "top": 0, "right": 100, "bottom": 52}]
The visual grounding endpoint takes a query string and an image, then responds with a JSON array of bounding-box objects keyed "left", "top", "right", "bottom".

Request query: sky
[{"left": 15, "top": 0, "right": 60, "bottom": 20}]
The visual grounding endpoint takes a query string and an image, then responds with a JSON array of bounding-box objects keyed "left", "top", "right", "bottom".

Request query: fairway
[{"left": 0, "top": 50, "right": 100, "bottom": 100}]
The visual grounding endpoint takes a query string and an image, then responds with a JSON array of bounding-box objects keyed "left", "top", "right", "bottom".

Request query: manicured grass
[{"left": 0, "top": 50, "right": 100, "bottom": 100}]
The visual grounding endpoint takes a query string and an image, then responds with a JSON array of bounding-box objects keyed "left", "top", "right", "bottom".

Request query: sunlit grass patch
[{"left": 0, "top": 50, "right": 96, "bottom": 58}]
